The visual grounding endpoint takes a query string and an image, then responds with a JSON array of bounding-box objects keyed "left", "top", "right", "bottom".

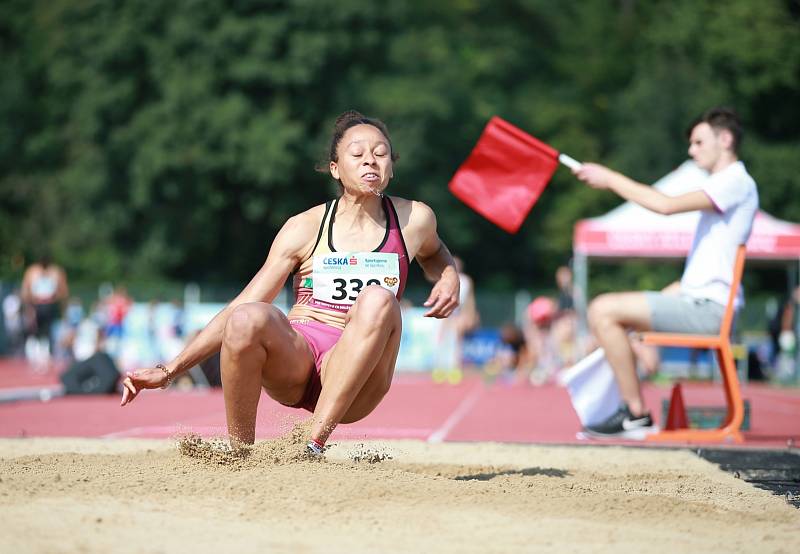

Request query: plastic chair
[{"left": 642, "top": 244, "right": 747, "bottom": 444}]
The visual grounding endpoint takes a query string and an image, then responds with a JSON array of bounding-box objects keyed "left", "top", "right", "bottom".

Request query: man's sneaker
[{"left": 583, "top": 404, "right": 657, "bottom": 439}]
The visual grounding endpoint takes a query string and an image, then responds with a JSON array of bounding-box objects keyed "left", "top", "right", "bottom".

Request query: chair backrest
[{"left": 719, "top": 244, "right": 747, "bottom": 339}]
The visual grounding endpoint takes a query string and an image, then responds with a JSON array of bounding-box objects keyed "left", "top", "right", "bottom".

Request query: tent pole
[{"left": 573, "top": 251, "right": 589, "bottom": 357}]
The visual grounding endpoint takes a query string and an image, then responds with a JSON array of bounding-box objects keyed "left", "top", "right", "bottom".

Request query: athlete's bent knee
[
  {"left": 353, "top": 286, "right": 400, "bottom": 322},
  {"left": 223, "top": 303, "right": 276, "bottom": 353}
]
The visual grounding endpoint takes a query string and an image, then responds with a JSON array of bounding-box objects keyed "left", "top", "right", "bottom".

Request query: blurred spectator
[
  {"left": 551, "top": 265, "right": 578, "bottom": 368},
  {"left": 452, "top": 257, "right": 480, "bottom": 338},
  {"left": 176, "top": 330, "right": 222, "bottom": 388},
  {"left": 525, "top": 296, "right": 558, "bottom": 384},
  {"left": 485, "top": 322, "right": 534, "bottom": 384},
  {"left": 171, "top": 298, "right": 186, "bottom": 339},
  {"left": 555, "top": 265, "right": 574, "bottom": 312},
  {"left": 2, "top": 288, "right": 24, "bottom": 356},
  {"left": 768, "top": 285, "right": 799, "bottom": 381},
  {"left": 146, "top": 299, "right": 162, "bottom": 361},
  {"left": 64, "top": 297, "right": 85, "bottom": 328},
  {"left": 437, "top": 256, "right": 480, "bottom": 371},
  {"left": 57, "top": 297, "right": 86, "bottom": 361},
  {"left": 521, "top": 267, "right": 581, "bottom": 385},
  {"left": 21, "top": 254, "right": 69, "bottom": 366},
  {"left": 105, "top": 286, "right": 132, "bottom": 338},
  {"left": 72, "top": 312, "right": 105, "bottom": 362}
]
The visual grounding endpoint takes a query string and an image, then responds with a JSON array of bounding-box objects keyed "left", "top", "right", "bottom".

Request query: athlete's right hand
[{"left": 120, "top": 367, "right": 169, "bottom": 406}]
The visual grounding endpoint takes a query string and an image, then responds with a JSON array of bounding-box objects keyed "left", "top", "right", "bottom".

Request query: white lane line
[{"left": 427, "top": 383, "right": 484, "bottom": 443}]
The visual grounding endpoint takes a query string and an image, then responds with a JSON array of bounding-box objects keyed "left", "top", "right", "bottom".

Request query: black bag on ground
[{"left": 60, "top": 352, "right": 120, "bottom": 394}]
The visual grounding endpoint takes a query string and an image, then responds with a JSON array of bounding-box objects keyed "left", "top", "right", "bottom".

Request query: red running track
[{"left": 0, "top": 358, "right": 798, "bottom": 448}]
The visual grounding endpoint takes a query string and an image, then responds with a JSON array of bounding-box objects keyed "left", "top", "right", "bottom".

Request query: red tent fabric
[{"left": 449, "top": 117, "right": 560, "bottom": 233}]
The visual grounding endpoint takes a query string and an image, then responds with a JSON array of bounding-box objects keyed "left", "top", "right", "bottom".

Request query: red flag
[{"left": 449, "top": 116, "right": 575, "bottom": 234}]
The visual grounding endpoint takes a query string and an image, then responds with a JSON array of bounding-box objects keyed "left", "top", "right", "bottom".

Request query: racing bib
[{"left": 312, "top": 252, "right": 400, "bottom": 305}]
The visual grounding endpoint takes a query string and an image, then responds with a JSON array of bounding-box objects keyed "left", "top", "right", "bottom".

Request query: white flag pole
[{"left": 558, "top": 153, "right": 583, "bottom": 171}]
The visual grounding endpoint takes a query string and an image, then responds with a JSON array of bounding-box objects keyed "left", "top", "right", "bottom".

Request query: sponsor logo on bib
[{"left": 323, "top": 256, "right": 351, "bottom": 266}]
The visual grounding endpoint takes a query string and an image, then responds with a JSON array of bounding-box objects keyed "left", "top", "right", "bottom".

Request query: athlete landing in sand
[{"left": 121, "top": 110, "right": 460, "bottom": 455}]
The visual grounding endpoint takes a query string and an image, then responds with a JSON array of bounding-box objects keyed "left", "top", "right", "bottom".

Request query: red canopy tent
[{"left": 571, "top": 161, "right": 800, "bottom": 332}]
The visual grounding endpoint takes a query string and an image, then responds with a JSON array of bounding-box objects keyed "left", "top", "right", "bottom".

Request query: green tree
[{"left": 1, "top": 0, "right": 798, "bottom": 298}]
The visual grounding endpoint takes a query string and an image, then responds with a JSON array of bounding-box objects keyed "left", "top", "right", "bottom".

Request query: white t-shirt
[{"left": 680, "top": 161, "right": 758, "bottom": 308}]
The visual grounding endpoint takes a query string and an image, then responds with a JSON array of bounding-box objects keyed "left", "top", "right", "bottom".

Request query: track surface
[{"left": 1, "top": 358, "right": 797, "bottom": 448}]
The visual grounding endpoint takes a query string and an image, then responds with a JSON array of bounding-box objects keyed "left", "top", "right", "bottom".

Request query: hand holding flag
[{"left": 572, "top": 162, "right": 617, "bottom": 190}]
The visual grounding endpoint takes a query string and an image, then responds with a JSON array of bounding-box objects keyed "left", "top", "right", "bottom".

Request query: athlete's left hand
[{"left": 423, "top": 268, "right": 460, "bottom": 318}]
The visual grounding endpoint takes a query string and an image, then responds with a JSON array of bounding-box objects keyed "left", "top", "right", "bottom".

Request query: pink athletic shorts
[{"left": 287, "top": 320, "right": 342, "bottom": 412}]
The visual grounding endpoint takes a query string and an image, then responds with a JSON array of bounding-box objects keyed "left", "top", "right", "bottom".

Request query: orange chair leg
[
  {"left": 717, "top": 344, "right": 745, "bottom": 433},
  {"left": 646, "top": 344, "right": 745, "bottom": 444}
]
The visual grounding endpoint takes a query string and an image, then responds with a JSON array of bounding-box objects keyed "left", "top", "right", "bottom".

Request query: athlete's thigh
[
  {"left": 320, "top": 301, "right": 402, "bottom": 423},
  {"left": 592, "top": 291, "right": 653, "bottom": 330},
  {"left": 234, "top": 304, "right": 315, "bottom": 395}
]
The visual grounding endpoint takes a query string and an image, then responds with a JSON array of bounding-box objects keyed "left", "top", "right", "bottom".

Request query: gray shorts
[{"left": 645, "top": 292, "right": 726, "bottom": 334}]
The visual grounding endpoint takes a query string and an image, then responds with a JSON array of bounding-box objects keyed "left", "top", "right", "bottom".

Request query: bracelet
[{"left": 156, "top": 364, "right": 172, "bottom": 389}]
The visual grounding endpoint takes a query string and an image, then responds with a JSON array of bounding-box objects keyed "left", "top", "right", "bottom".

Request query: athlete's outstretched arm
[
  {"left": 121, "top": 211, "right": 318, "bottom": 405},
  {"left": 412, "top": 202, "right": 460, "bottom": 318}
]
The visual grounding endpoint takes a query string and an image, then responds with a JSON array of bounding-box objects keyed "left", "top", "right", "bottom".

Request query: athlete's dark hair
[
  {"left": 686, "top": 106, "right": 743, "bottom": 154},
  {"left": 317, "top": 110, "right": 399, "bottom": 175}
]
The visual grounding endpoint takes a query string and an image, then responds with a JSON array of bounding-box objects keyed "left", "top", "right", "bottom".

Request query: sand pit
[{"left": 1, "top": 428, "right": 797, "bottom": 553}]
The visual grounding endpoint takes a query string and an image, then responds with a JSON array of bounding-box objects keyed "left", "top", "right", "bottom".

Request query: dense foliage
[{"left": 2, "top": 0, "right": 799, "bottom": 294}]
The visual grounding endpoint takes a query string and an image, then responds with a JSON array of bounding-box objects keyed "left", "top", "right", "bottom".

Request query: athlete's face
[
  {"left": 688, "top": 122, "right": 730, "bottom": 173},
  {"left": 330, "top": 124, "right": 393, "bottom": 196}
]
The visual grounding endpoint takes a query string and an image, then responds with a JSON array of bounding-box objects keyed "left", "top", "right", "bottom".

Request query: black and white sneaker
[{"left": 583, "top": 404, "right": 657, "bottom": 440}]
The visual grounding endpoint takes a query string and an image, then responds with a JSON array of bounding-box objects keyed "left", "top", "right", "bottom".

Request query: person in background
[
  {"left": 58, "top": 297, "right": 86, "bottom": 361},
  {"left": 105, "top": 286, "right": 133, "bottom": 341},
  {"left": 71, "top": 302, "right": 106, "bottom": 362},
  {"left": 435, "top": 256, "right": 480, "bottom": 376},
  {"left": 2, "top": 288, "right": 25, "bottom": 356},
  {"left": 550, "top": 265, "right": 578, "bottom": 368},
  {"left": 525, "top": 296, "right": 557, "bottom": 385},
  {"left": 21, "top": 254, "right": 69, "bottom": 366},
  {"left": 451, "top": 257, "right": 480, "bottom": 340},
  {"left": 171, "top": 298, "right": 186, "bottom": 339},
  {"left": 768, "top": 285, "right": 799, "bottom": 381},
  {"left": 146, "top": 298, "right": 163, "bottom": 363},
  {"left": 574, "top": 107, "right": 758, "bottom": 438},
  {"left": 483, "top": 322, "right": 533, "bottom": 384}
]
